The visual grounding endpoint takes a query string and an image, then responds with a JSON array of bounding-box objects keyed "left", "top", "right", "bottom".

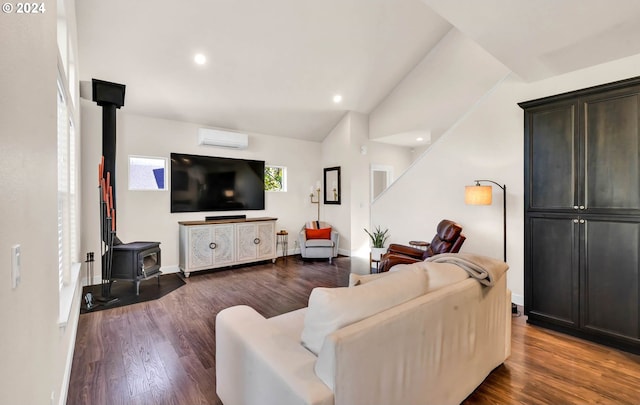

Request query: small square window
[
  {"left": 265, "top": 165, "right": 287, "bottom": 192},
  {"left": 128, "top": 156, "right": 168, "bottom": 191}
]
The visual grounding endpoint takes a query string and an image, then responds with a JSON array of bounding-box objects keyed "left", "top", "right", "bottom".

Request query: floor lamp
[{"left": 465, "top": 179, "right": 507, "bottom": 262}]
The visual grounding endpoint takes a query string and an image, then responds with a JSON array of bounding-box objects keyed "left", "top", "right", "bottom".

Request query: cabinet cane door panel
[
  {"left": 583, "top": 91, "right": 640, "bottom": 212},
  {"left": 582, "top": 219, "right": 640, "bottom": 341},
  {"left": 526, "top": 103, "right": 578, "bottom": 211},
  {"left": 527, "top": 216, "right": 579, "bottom": 327},
  {"left": 212, "top": 224, "right": 235, "bottom": 266},
  {"left": 257, "top": 222, "right": 275, "bottom": 259},
  {"left": 188, "top": 226, "right": 214, "bottom": 269},
  {"left": 236, "top": 223, "right": 258, "bottom": 262}
]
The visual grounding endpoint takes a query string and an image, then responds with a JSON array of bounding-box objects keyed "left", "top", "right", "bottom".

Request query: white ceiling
[
  {"left": 75, "top": 0, "right": 640, "bottom": 143},
  {"left": 422, "top": 0, "right": 640, "bottom": 82}
]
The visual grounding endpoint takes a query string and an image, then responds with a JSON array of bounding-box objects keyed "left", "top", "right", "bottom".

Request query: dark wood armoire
[{"left": 520, "top": 76, "right": 640, "bottom": 354}]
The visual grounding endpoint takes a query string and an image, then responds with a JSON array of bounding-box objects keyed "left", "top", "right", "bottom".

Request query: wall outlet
[{"left": 11, "top": 244, "right": 21, "bottom": 289}]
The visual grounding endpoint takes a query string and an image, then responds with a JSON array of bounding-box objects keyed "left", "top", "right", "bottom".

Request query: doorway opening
[{"left": 371, "top": 164, "right": 393, "bottom": 201}]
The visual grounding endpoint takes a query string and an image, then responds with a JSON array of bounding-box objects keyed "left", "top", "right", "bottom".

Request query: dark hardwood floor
[{"left": 67, "top": 256, "right": 640, "bottom": 405}]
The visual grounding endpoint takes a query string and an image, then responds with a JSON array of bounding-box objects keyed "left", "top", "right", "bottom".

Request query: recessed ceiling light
[
  {"left": 416, "top": 137, "right": 424, "bottom": 142},
  {"left": 194, "top": 53, "right": 206, "bottom": 65},
  {"left": 333, "top": 94, "right": 342, "bottom": 103}
]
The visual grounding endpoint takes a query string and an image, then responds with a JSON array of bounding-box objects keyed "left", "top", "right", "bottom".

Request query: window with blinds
[{"left": 57, "top": 78, "right": 78, "bottom": 290}]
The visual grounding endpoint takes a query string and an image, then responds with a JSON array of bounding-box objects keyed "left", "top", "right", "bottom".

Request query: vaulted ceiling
[{"left": 75, "top": 0, "right": 640, "bottom": 142}]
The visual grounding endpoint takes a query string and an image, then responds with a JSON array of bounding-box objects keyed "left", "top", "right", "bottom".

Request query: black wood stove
[{"left": 110, "top": 241, "right": 161, "bottom": 295}]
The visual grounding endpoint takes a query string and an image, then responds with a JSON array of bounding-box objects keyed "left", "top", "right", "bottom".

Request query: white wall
[
  {"left": 320, "top": 113, "right": 352, "bottom": 253},
  {"left": 81, "top": 105, "right": 323, "bottom": 273},
  {"left": 371, "top": 34, "right": 640, "bottom": 305},
  {"left": 347, "top": 112, "right": 372, "bottom": 274},
  {"left": 0, "top": 1, "right": 83, "bottom": 404},
  {"left": 320, "top": 112, "right": 413, "bottom": 274},
  {"left": 369, "top": 28, "right": 510, "bottom": 142},
  {"left": 367, "top": 140, "right": 414, "bottom": 199}
]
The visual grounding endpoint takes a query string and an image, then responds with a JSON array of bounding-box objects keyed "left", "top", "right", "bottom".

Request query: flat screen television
[{"left": 170, "top": 152, "right": 265, "bottom": 212}]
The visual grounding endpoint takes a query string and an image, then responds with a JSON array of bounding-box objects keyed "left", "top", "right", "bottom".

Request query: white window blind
[
  {"left": 69, "top": 119, "right": 78, "bottom": 265},
  {"left": 57, "top": 82, "right": 68, "bottom": 290},
  {"left": 57, "top": 78, "right": 78, "bottom": 290}
]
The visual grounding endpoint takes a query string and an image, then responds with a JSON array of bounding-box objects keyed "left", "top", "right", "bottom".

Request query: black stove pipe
[
  {"left": 101, "top": 103, "right": 117, "bottom": 205},
  {"left": 92, "top": 79, "right": 125, "bottom": 244}
]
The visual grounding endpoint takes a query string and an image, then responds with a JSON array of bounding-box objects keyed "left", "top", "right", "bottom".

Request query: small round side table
[{"left": 276, "top": 230, "right": 288, "bottom": 261}]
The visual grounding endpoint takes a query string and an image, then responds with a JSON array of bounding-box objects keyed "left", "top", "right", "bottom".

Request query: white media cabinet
[{"left": 178, "top": 217, "right": 277, "bottom": 277}]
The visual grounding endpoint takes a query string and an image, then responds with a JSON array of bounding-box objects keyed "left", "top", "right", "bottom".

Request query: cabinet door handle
[
  {"left": 573, "top": 219, "right": 579, "bottom": 223},
  {"left": 579, "top": 219, "right": 585, "bottom": 224},
  {"left": 254, "top": 238, "right": 261, "bottom": 245},
  {"left": 209, "top": 242, "right": 217, "bottom": 250},
  {"left": 579, "top": 205, "right": 585, "bottom": 210},
  {"left": 573, "top": 205, "right": 579, "bottom": 210}
]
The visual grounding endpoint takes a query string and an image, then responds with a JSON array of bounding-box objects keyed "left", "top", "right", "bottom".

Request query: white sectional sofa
[{"left": 216, "top": 253, "right": 511, "bottom": 405}]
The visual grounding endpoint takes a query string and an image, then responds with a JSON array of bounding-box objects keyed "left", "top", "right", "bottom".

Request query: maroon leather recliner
[{"left": 378, "top": 219, "right": 466, "bottom": 272}]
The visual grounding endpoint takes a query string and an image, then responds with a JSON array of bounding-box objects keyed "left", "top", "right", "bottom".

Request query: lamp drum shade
[{"left": 465, "top": 185, "right": 492, "bottom": 205}]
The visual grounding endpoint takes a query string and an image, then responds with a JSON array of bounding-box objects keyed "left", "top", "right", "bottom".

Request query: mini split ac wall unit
[{"left": 198, "top": 128, "right": 249, "bottom": 149}]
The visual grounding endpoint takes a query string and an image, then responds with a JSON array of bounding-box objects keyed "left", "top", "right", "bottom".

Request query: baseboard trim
[
  {"left": 337, "top": 248, "right": 351, "bottom": 257},
  {"left": 160, "top": 265, "right": 180, "bottom": 274},
  {"left": 511, "top": 292, "right": 524, "bottom": 307}
]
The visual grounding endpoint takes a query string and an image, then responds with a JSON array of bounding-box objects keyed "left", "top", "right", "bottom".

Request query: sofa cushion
[
  {"left": 305, "top": 239, "right": 334, "bottom": 248},
  {"left": 301, "top": 266, "right": 428, "bottom": 355},
  {"left": 305, "top": 227, "right": 332, "bottom": 240}
]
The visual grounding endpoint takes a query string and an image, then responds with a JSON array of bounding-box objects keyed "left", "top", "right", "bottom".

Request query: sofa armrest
[
  {"left": 330, "top": 231, "right": 340, "bottom": 256},
  {"left": 216, "top": 305, "right": 333, "bottom": 405},
  {"left": 299, "top": 230, "right": 308, "bottom": 255}
]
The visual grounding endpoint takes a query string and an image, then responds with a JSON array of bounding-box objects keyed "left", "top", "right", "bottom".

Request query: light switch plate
[{"left": 11, "top": 244, "right": 20, "bottom": 289}]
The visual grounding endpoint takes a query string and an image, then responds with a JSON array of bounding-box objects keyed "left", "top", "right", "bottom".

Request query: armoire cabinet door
[
  {"left": 525, "top": 102, "right": 579, "bottom": 211},
  {"left": 583, "top": 89, "right": 640, "bottom": 212},
  {"left": 526, "top": 216, "right": 579, "bottom": 327},
  {"left": 582, "top": 218, "right": 640, "bottom": 342}
]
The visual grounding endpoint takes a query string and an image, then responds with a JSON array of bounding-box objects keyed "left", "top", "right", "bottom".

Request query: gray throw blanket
[{"left": 425, "top": 252, "right": 508, "bottom": 286}]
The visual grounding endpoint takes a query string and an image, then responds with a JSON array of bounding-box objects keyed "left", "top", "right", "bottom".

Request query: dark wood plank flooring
[{"left": 67, "top": 256, "right": 640, "bottom": 405}]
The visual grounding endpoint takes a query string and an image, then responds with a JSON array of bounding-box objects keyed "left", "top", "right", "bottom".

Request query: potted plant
[{"left": 364, "top": 226, "right": 390, "bottom": 261}]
